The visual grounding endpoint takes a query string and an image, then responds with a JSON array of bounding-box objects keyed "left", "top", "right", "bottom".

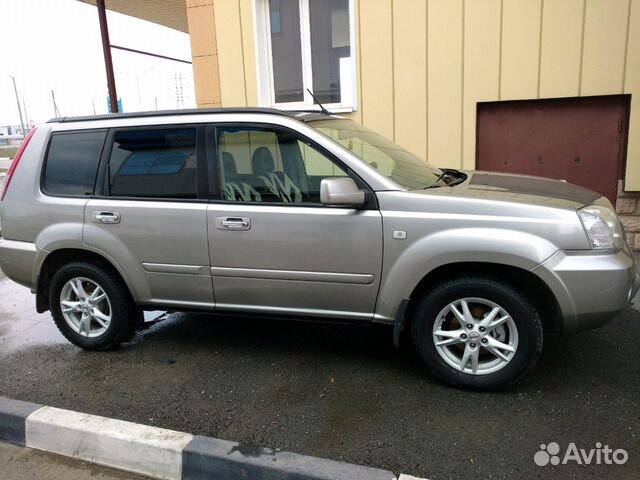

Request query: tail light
[{"left": 1, "top": 127, "right": 37, "bottom": 201}]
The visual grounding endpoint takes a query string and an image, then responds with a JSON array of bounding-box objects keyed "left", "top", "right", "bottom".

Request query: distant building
[
  {"left": 0, "top": 125, "right": 24, "bottom": 146},
  {"left": 0, "top": 125, "right": 24, "bottom": 137}
]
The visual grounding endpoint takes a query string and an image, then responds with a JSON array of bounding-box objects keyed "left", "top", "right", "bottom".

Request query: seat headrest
[
  {"left": 252, "top": 147, "right": 275, "bottom": 176},
  {"left": 221, "top": 152, "right": 237, "bottom": 177}
]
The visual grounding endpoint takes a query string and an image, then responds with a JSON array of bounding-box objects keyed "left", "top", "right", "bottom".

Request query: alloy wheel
[
  {"left": 432, "top": 297, "right": 519, "bottom": 375},
  {"left": 59, "top": 277, "right": 112, "bottom": 338}
]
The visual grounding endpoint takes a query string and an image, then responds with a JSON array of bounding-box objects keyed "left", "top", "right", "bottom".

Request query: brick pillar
[
  {"left": 186, "top": 0, "right": 222, "bottom": 107},
  {"left": 616, "top": 181, "right": 640, "bottom": 251}
]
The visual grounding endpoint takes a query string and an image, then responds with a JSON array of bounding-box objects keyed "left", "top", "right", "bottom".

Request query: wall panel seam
[
  {"left": 391, "top": 0, "right": 396, "bottom": 141},
  {"left": 357, "top": 0, "right": 363, "bottom": 119},
  {"left": 498, "top": 0, "right": 503, "bottom": 100},
  {"left": 622, "top": 0, "right": 633, "bottom": 92},
  {"left": 578, "top": 0, "right": 587, "bottom": 96},
  {"left": 425, "top": 0, "right": 429, "bottom": 158},
  {"left": 460, "top": 0, "right": 465, "bottom": 169},
  {"left": 237, "top": 0, "right": 249, "bottom": 106},
  {"left": 537, "top": 0, "right": 544, "bottom": 98}
]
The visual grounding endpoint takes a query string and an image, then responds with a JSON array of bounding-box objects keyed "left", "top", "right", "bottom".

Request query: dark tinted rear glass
[
  {"left": 108, "top": 128, "right": 197, "bottom": 198},
  {"left": 43, "top": 130, "right": 106, "bottom": 196}
]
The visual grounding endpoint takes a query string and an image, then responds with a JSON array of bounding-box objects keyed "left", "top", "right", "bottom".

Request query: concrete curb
[
  {"left": 0, "top": 397, "right": 41, "bottom": 446},
  {"left": 0, "top": 396, "right": 427, "bottom": 480}
]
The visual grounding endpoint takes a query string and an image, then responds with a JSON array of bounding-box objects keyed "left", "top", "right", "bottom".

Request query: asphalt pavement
[{"left": 0, "top": 263, "right": 639, "bottom": 479}]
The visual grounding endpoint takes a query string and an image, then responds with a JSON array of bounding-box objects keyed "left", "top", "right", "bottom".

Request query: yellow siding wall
[
  {"left": 539, "top": 0, "right": 584, "bottom": 98},
  {"left": 358, "top": 0, "right": 394, "bottom": 139},
  {"left": 190, "top": 0, "right": 640, "bottom": 191},
  {"left": 625, "top": 0, "right": 640, "bottom": 190},
  {"left": 392, "top": 0, "right": 427, "bottom": 160},
  {"left": 500, "top": 0, "right": 542, "bottom": 100},
  {"left": 462, "top": 0, "right": 501, "bottom": 169},
  {"left": 427, "top": 0, "right": 463, "bottom": 168},
  {"left": 213, "top": 0, "right": 248, "bottom": 106}
]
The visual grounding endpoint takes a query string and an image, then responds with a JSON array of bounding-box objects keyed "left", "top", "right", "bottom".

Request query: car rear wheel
[
  {"left": 411, "top": 275, "right": 543, "bottom": 391},
  {"left": 50, "top": 262, "right": 138, "bottom": 350}
]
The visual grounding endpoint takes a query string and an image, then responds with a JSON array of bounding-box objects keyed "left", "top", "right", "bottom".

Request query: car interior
[{"left": 218, "top": 130, "right": 346, "bottom": 204}]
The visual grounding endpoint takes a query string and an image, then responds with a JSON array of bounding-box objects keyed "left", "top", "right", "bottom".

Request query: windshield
[{"left": 309, "top": 118, "right": 444, "bottom": 189}]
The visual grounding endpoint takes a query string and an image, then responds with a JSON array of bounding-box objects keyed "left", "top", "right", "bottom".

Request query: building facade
[{"left": 87, "top": 0, "right": 640, "bottom": 247}]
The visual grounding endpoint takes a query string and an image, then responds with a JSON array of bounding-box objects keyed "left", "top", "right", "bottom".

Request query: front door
[{"left": 207, "top": 124, "right": 382, "bottom": 320}]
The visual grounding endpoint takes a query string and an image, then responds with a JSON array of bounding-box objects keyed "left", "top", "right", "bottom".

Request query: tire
[
  {"left": 49, "top": 261, "right": 138, "bottom": 350},
  {"left": 411, "top": 275, "right": 543, "bottom": 391}
]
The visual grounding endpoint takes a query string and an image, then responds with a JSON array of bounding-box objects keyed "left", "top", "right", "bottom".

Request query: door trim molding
[
  {"left": 143, "top": 263, "right": 210, "bottom": 275},
  {"left": 211, "top": 266, "right": 374, "bottom": 285}
]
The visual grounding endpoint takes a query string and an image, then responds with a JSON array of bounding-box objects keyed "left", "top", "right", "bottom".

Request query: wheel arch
[
  {"left": 404, "top": 262, "right": 562, "bottom": 335},
  {"left": 36, "top": 248, "right": 137, "bottom": 313}
]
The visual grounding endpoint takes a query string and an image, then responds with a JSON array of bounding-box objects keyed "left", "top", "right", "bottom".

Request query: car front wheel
[{"left": 411, "top": 275, "right": 543, "bottom": 391}]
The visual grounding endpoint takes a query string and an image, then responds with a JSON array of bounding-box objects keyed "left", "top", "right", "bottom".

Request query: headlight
[{"left": 577, "top": 205, "right": 623, "bottom": 250}]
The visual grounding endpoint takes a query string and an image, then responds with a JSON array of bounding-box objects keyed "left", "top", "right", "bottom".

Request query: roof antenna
[{"left": 306, "top": 89, "right": 331, "bottom": 115}]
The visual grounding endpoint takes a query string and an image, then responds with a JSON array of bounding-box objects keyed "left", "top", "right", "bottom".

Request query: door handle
[
  {"left": 216, "top": 216, "right": 251, "bottom": 230},
  {"left": 92, "top": 211, "right": 121, "bottom": 224}
]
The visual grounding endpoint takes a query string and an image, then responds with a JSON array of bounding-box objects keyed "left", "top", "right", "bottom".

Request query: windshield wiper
[
  {"left": 446, "top": 169, "right": 468, "bottom": 186},
  {"left": 424, "top": 168, "right": 466, "bottom": 189}
]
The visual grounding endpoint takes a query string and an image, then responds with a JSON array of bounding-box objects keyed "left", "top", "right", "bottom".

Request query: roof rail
[{"left": 47, "top": 107, "right": 301, "bottom": 124}]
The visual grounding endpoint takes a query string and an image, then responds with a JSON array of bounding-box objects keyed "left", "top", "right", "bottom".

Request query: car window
[
  {"left": 216, "top": 127, "right": 348, "bottom": 204},
  {"left": 108, "top": 127, "right": 197, "bottom": 199},
  {"left": 43, "top": 130, "right": 106, "bottom": 196}
]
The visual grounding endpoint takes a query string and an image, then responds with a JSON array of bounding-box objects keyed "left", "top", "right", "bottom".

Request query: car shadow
[{"left": 131, "top": 311, "right": 426, "bottom": 376}]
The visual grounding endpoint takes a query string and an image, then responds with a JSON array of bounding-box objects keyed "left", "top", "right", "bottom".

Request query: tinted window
[
  {"left": 109, "top": 128, "right": 197, "bottom": 198},
  {"left": 43, "top": 130, "right": 106, "bottom": 196},
  {"left": 217, "top": 127, "right": 347, "bottom": 204}
]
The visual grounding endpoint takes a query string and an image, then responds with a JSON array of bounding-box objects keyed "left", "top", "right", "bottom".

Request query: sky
[{"left": 0, "top": 0, "right": 195, "bottom": 128}]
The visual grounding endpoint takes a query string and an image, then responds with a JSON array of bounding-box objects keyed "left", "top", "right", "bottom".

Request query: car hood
[{"left": 421, "top": 170, "right": 607, "bottom": 210}]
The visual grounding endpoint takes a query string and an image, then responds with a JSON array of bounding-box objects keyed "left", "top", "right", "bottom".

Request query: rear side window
[
  {"left": 108, "top": 128, "right": 197, "bottom": 199},
  {"left": 43, "top": 130, "right": 106, "bottom": 196}
]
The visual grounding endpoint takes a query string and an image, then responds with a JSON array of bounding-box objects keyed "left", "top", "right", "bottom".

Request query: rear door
[
  {"left": 84, "top": 125, "right": 214, "bottom": 309},
  {"left": 206, "top": 124, "right": 383, "bottom": 320}
]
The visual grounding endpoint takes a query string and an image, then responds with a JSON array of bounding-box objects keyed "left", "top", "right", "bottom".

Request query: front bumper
[
  {"left": 532, "top": 246, "right": 640, "bottom": 334},
  {"left": 0, "top": 238, "right": 38, "bottom": 289}
]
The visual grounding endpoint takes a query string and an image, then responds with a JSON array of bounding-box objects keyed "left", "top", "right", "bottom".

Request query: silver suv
[{"left": 1, "top": 108, "right": 638, "bottom": 390}]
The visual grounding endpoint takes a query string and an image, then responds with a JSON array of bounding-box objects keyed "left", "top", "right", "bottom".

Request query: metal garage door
[{"left": 476, "top": 95, "right": 630, "bottom": 205}]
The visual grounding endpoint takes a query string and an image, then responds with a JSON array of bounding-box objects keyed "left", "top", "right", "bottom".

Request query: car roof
[{"left": 47, "top": 108, "right": 339, "bottom": 124}]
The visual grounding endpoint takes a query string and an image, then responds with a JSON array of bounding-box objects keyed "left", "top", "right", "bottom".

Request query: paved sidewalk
[{"left": 0, "top": 442, "right": 149, "bottom": 480}]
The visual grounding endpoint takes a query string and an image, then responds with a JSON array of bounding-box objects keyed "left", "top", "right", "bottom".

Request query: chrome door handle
[
  {"left": 216, "top": 216, "right": 251, "bottom": 230},
  {"left": 92, "top": 211, "right": 121, "bottom": 224}
]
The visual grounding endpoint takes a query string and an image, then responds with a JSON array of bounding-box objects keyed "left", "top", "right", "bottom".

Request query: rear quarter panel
[{"left": 0, "top": 125, "right": 90, "bottom": 289}]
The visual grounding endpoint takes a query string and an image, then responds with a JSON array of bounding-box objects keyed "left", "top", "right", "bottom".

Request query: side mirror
[{"left": 320, "top": 177, "right": 365, "bottom": 207}]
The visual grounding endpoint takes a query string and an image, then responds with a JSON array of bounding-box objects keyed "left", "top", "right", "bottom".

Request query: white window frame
[{"left": 253, "top": 0, "right": 357, "bottom": 113}]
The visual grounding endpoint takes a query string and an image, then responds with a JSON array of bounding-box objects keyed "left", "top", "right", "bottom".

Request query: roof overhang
[{"left": 78, "top": 0, "right": 188, "bottom": 33}]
